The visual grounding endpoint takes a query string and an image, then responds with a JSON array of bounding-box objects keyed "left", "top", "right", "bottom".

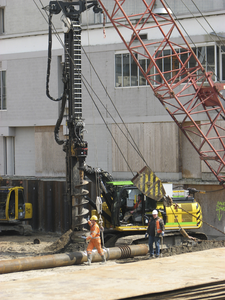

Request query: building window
[
  {"left": 115, "top": 53, "right": 138, "bottom": 87},
  {"left": 0, "top": 7, "right": 4, "bottom": 34},
  {"left": 0, "top": 70, "right": 6, "bottom": 110},
  {"left": 221, "top": 46, "right": 225, "bottom": 81},
  {"left": 115, "top": 45, "right": 224, "bottom": 88}
]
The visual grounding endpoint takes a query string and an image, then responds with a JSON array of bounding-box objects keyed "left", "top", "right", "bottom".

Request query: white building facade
[{"left": 1, "top": 0, "right": 225, "bottom": 184}]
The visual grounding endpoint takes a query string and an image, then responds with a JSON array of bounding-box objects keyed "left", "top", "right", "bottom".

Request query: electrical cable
[
  {"left": 191, "top": 0, "right": 225, "bottom": 50},
  {"left": 39, "top": 2, "right": 134, "bottom": 175},
  {"left": 82, "top": 76, "right": 135, "bottom": 176},
  {"left": 33, "top": 0, "right": 225, "bottom": 236},
  {"left": 46, "top": 12, "right": 64, "bottom": 102},
  {"left": 181, "top": 0, "right": 225, "bottom": 50},
  {"left": 33, "top": 0, "right": 48, "bottom": 23},
  {"left": 164, "top": 0, "right": 225, "bottom": 114},
  {"left": 81, "top": 42, "right": 149, "bottom": 167},
  {"left": 35, "top": 0, "right": 225, "bottom": 177},
  {"left": 55, "top": 0, "right": 149, "bottom": 169},
  {"left": 175, "top": 202, "right": 225, "bottom": 235},
  {"left": 180, "top": 0, "right": 225, "bottom": 99},
  {"left": 164, "top": 0, "right": 221, "bottom": 81},
  {"left": 85, "top": 0, "right": 100, "bottom": 198},
  {"left": 37, "top": 0, "right": 150, "bottom": 174}
]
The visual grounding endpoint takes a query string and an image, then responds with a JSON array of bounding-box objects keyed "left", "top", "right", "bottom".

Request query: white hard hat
[{"left": 152, "top": 210, "right": 158, "bottom": 215}]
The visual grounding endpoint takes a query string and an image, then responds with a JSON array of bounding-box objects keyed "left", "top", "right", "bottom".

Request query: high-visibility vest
[
  {"left": 88, "top": 220, "right": 100, "bottom": 239},
  {"left": 156, "top": 219, "right": 162, "bottom": 234},
  {"left": 133, "top": 199, "right": 141, "bottom": 210}
]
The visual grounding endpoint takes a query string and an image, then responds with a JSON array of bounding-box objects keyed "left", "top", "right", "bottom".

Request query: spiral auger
[{"left": 73, "top": 178, "right": 89, "bottom": 229}]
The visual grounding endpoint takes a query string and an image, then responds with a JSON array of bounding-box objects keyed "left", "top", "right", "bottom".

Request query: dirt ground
[
  {"left": 0, "top": 231, "right": 63, "bottom": 261},
  {"left": 0, "top": 230, "right": 225, "bottom": 286},
  {"left": 0, "top": 229, "right": 225, "bottom": 262}
]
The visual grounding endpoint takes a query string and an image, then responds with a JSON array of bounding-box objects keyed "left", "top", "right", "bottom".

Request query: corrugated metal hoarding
[{"left": 1, "top": 178, "right": 93, "bottom": 233}]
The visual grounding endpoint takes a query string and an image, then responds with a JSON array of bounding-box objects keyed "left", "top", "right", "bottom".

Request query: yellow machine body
[
  {"left": 91, "top": 182, "right": 202, "bottom": 234},
  {"left": 0, "top": 186, "right": 32, "bottom": 222}
]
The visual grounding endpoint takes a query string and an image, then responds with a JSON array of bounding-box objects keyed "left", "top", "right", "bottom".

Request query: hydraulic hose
[{"left": 54, "top": 91, "right": 67, "bottom": 145}]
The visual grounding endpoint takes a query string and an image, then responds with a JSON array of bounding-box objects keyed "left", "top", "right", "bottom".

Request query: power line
[
  {"left": 34, "top": 0, "right": 148, "bottom": 175},
  {"left": 164, "top": 0, "right": 224, "bottom": 84},
  {"left": 55, "top": 0, "right": 149, "bottom": 169},
  {"left": 180, "top": 0, "right": 225, "bottom": 53},
  {"left": 191, "top": 0, "right": 225, "bottom": 49}
]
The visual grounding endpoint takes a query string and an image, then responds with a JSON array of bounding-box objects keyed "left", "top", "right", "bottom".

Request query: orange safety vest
[
  {"left": 133, "top": 199, "right": 141, "bottom": 210},
  {"left": 156, "top": 219, "right": 162, "bottom": 234},
  {"left": 88, "top": 220, "right": 100, "bottom": 239}
]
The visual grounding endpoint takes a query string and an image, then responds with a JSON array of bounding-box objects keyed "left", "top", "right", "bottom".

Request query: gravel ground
[
  {"left": 0, "top": 230, "right": 225, "bottom": 283},
  {"left": 0, "top": 230, "right": 225, "bottom": 261}
]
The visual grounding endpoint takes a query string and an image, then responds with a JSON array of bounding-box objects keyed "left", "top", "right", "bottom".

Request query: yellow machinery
[
  {"left": 0, "top": 186, "right": 32, "bottom": 235},
  {"left": 86, "top": 166, "right": 206, "bottom": 247}
]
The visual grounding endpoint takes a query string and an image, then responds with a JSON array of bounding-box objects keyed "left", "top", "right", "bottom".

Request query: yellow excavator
[
  {"left": 84, "top": 165, "right": 207, "bottom": 247},
  {"left": 0, "top": 185, "right": 32, "bottom": 235}
]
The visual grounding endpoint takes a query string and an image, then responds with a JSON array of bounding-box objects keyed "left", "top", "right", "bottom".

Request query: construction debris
[{"left": 44, "top": 229, "right": 73, "bottom": 253}]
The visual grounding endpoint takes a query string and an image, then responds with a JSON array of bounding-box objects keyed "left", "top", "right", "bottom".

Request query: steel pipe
[{"left": 0, "top": 244, "right": 148, "bottom": 274}]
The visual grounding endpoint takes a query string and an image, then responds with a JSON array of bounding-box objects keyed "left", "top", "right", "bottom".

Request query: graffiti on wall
[{"left": 216, "top": 201, "right": 225, "bottom": 221}]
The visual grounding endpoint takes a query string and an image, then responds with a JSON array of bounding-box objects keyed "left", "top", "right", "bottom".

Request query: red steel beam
[{"left": 98, "top": 0, "right": 225, "bottom": 185}]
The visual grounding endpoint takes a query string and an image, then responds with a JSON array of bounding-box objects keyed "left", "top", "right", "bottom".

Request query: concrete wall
[
  {"left": 35, "top": 126, "right": 65, "bottom": 177},
  {"left": 0, "top": 137, "right": 4, "bottom": 174},
  {"left": 187, "top": 184, "right": 225, "bottom": 239},
  {"left": 4, "top": 0, "right": 62, "bottom": 35},
  {"left": 15, "top": 127, "right": 35, "bottom": 176},
  {"left": 0, "top": 55, "right": 60, "bottom": 127},
  {"left": 111, "top": 122, "right": 180, "bottom": 174}
]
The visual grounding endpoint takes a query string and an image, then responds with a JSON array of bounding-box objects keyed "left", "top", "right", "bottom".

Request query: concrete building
[{"left": 0, "top": 0, "right": 225, "bottom": 234}]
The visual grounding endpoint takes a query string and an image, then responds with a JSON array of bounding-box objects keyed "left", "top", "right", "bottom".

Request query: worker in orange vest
[
  {"left": 122, "top": 194, "right": 142, "bottom": 222},
  {"left": 86, "top": 215, "right": 106, "bottom": 265},
  {"left": 145, "top": 209, "right": 165, "bottom": 258}
]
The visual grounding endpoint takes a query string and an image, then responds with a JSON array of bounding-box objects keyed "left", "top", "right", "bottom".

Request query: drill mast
[{"left": 48, "top": 1, "right": 101, "bottom": 230}]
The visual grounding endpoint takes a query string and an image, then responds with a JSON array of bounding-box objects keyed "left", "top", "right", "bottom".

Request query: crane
[
  {"left": 45, "top": 0, "right": 224, "bottom": 243},
  {"left": 97, "top": 0, "right": 225, "bottom": 186}
]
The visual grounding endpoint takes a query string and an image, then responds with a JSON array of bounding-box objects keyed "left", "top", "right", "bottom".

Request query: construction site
[{"left": 1, "top": 0, "right": 225, "bottom": 299}]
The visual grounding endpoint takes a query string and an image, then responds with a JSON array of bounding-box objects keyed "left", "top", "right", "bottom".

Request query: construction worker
[
  {"left": 86, "top": 215, "right": 106, "bottom": 265},
  {"left": 145, "top": 209, "right": 165, "bottom": 258},
  {"left": 122, "top": 194, "right": 142, "bottom": 222}
]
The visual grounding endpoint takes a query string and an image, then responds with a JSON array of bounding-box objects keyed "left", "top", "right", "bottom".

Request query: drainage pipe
[{"left": 0, "top": 244, "right": 148, "bottom": 274}]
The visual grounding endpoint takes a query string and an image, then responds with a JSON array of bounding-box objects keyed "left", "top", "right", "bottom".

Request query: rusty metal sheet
[{"left": 131, "top": 166, "right": 166, "bottom": 201}]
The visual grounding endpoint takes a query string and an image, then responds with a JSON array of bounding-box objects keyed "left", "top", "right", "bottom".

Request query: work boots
[
  {"left": 87, "top": 254, "right": 92, "bottom": 265},
  {"left": 100, "top": 254, "right": 106, "bottom": 264}
]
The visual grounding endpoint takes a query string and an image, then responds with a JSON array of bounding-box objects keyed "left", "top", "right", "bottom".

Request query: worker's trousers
[
  {"left": 87, "top": 238, "right": 104, "bottom": 256},
  {"left": 148, "top": 236, "right": 160, "bottom": 257}
]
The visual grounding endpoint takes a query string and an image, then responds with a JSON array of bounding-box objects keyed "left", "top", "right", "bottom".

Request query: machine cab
[
  {"left": 107, "top": 181, "right": 156, "bottom": 226},
  {"left": 0, "top": 186, "right": 32, "bottom": 222}
]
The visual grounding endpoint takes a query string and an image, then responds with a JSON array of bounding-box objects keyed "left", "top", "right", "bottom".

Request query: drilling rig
[
  {"left": 45, "top": 0, "right": 225, "bottom": 247},
  {"left": 46, "top": 1, "right": 102, "bottom": 233}
]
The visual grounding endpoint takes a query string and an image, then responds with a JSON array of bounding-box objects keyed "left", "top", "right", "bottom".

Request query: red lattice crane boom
[{"left": 98, "top": 0, "right": 225, "bottom": 185}]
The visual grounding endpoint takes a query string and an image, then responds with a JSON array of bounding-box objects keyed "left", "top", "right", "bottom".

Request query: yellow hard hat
[{"left": 90, "top": 215, "right": 98, "bottom": 221}]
